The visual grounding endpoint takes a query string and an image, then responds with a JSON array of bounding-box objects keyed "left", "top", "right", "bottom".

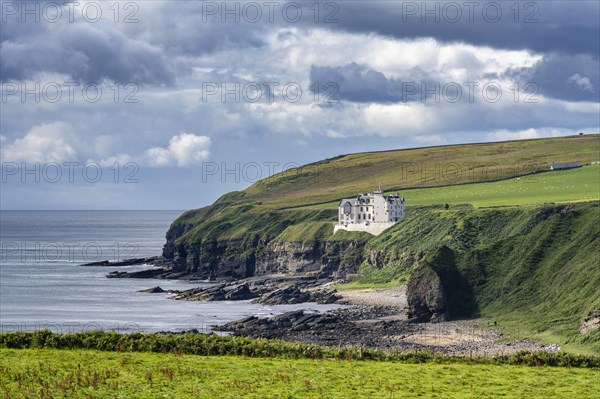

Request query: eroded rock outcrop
[
  {"left": 173, "top": 282, "right": 258, "bottom": 301},
  {"left": 252, "top": 285, "right": 340, "bottom": 305},
  {"left": 580, "top": 309, "right": 600, "bottom": 334},
  {"left": 171, "top": 276, "right": 340, "bottom": 305},
  {"left": 127, "top": 237, "right": 368, "bottom": 281},
  {"left": 406, "top": 262, "right": 448, "bottom": 322},
  {"left": 214, "top": 306, "right": 404, "bottom": 347}
]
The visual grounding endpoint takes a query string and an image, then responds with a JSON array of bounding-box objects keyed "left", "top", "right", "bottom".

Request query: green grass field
[
  {"left": 1, "top": 348, "right": 599, "bottom": 399},
  {"left": 297, "top": 164, "right": 600, "bottom": 209},
  {"left": 247, "top": 135, "right": 599, "bottom": 208},
  {"left": 395, "top": 165, "right": 599, "bottom": 207}
]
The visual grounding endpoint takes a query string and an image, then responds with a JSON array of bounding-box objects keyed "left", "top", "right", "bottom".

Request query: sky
[{"left": 1, "top": 0, "right": 599, "bottom": 210}]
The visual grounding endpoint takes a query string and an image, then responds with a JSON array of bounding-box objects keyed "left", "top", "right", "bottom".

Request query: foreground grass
[{"left": 1, "top": 348, "right": 599, "bottom": 399}]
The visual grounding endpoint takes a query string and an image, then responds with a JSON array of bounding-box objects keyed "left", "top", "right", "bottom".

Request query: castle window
[{"left": 343, "top": 202, "right": 352, "bottom": 215}]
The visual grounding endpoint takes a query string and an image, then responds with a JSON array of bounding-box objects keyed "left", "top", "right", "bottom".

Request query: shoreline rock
[
  {"left": 80, "top": 256, "right": 162, "bottom": 267},
  {"left": 138, "top": 286, "right": 181, "bottom": 294},
  {"left": 171, "top": 275, "right": 341, "bottom": 305},
  {"left": 214, "top": 303, "right": 560, "bottom": 356},
  {"left": 209, "top": 284, "right": 559, "bottom": 356},
  {"left": 406, "top": 262, "right": 448, "bottom": 322}
]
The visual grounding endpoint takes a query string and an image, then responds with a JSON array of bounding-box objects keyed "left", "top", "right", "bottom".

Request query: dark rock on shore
[
  {"left": 252, "top": 285, "right": 340, "bottom": 305},
  {"left": 406, "top": 262, "right": 447, "bottom": 322},
  {"left": 107, "top": 268, "right": 168, "bottom": 279},
  {"left": 171, "top": 275, "right": 341, "bottom": 305},
  {"left": 217, "top": 310, "right": 340, "bottom": 336},
  {"left": 140, "top": 286, "right": 165, "bottom": 293},
  {"left": 173, "top": 282, "right": 258, "bottom": 301},
  {"left": 81, "top": 256, "right": 162, "bottom": 267},
  {"left": 214, "top": 305, "right": 407, "bottom": 348},
  {"left": 138, "top": 286, "right": 181, "bottom": 294}
]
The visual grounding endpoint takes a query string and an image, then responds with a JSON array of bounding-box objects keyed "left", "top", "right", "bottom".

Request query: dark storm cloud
[
  {"left": 325, "top": 1, "right": 599, "bottom": 58},
  {"left": 310, "top": 63, "right": 398, "bottom": 103},
  {"left": 312, "top": 55, "right": 600, "bottom": 105},
  {"left": 305, "top": 0, "right": 600, "bottom": 105},
  {"left": 0, "top": 1, "right": 267, "bottom": 84},
  {"left": 503, "top": 53, "right": 600, "bottom": 103},
  {"left": 310, "top": 63, "right": 478, "bottom": 104},
  {"left": 1, "top": 20, "right": 176, "bottom": 84},
  {"left": 4, "top": 1, "right": 598, "bottom": 88},
  {"left": 136, "top": 1, "right": 267, "bottom": 56}
]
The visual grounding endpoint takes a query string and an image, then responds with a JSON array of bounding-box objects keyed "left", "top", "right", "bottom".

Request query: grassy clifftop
[
  {"left": 170, "top": 135, "right": 599, "bottom": 246},
  {"left": 246, "top": 134, "right": 599, "bottom": 208}
]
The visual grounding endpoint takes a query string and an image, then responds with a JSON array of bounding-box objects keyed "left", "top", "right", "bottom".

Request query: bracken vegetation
[{"left": 2, "top": 330, "right": 600, "bottom": 366}]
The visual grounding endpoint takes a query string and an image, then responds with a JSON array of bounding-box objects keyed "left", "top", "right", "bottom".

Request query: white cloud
[
  {"left": 145, "top": 133, "right": 212, "bottom": 167},
  {"left": 488, "top": 128, "right": 541, "bottom": 141},
  {"left": 0, "top": 122, "right": 77, "bottom": 163},
  {"left": 487, "top": 127, "right": 598, "bottom": 141},
  {"left": 95, "top": 133, "right": 212, "bottom": 167},
  {"left": 94, "top": 154, "right": 137, "bottom": 168},
  {"left": 567, "top": 74, "right": 595, "bottom": 93},
  {"left": 262, "top": 28, "right": 541, "bottom": 82},
  {"left": 145, "top": 147, "right": 172, "bottom": 167},
  {"left": 362, "top": 103, "right": 436, "bottom": 137}
]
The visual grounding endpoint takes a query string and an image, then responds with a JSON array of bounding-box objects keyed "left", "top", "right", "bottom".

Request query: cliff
[{"left": 160, "top": 202, "right": 371, "bottom": 280}]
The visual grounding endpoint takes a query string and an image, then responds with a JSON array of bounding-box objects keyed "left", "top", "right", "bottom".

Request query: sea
[{"left": 0, "top": 211, "right": 341, "bottom": 333}]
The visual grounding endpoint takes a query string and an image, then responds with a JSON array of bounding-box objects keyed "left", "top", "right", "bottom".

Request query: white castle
[{"left": 334, "top": 186, "right": 405, "bottom": 236}]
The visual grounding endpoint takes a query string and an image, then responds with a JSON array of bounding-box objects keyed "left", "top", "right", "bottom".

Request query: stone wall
[{"left": 333, "top": 222, "right": 396, "bottom": 236}]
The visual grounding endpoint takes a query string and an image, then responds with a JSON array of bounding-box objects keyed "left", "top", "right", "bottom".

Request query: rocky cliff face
[
  {"left": 406, "top": 262, "right": 448, "bottom": 322},
  {"left": 258, "top": 240, "right": 366, "bottom": 276},
  {"left": 161, "top": 233, "right": 367, "bottom": 280}
]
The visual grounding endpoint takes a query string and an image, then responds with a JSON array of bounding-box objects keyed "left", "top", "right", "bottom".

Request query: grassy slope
[
  {"left": 299, "top": 164, "right": 600, "bottom": 209},
  {"left": 2, "top": 348, "right": 599, "bottom": 399},
  {"left": 172, "top": 135, "right": 599, "bottom": 246},
  {"left": 175, "top": 165, "right": 599, "bottom": 245},
  {"left": 246, "top": 135, "right": 600, "bottom": 208},
  {"left": 364, "top": 202, "right": 600, "bottom": 352},
  {"left": 403, "top": 165, "right": 599, "bottom": 207}
]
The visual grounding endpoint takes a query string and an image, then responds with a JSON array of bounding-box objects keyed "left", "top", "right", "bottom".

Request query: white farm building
[{"left": 334, "top": 188, "right": 405, "bottom": 236}]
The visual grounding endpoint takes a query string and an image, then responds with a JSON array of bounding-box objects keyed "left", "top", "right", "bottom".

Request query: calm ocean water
[{"left": 0, "top": 211, "right": 340, "bottom": 333}]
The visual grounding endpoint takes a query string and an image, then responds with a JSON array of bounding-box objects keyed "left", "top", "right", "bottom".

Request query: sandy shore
[{"left": 337, "top": 286, "right": 407, "bottom": 309}]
